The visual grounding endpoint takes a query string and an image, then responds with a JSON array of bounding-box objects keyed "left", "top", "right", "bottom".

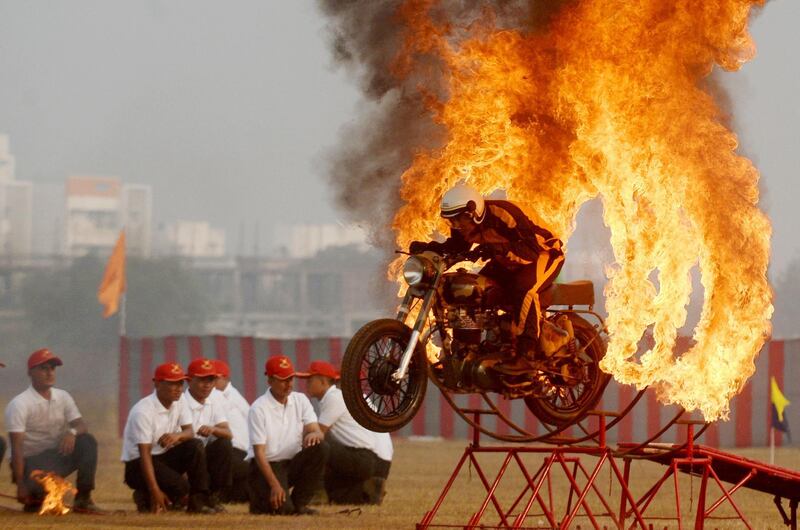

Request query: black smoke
[{"left": 316, "top": 1, "right": 573, "bottom": 249}]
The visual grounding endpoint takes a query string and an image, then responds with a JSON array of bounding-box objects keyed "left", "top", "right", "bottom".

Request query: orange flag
[{"left": 98, "top": 231, "right": 126, "bottom": 318}]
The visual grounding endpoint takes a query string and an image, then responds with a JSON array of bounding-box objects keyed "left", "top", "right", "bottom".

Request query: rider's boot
[{"left": 540, "top": 320, "right": 572, "bottom": 357}]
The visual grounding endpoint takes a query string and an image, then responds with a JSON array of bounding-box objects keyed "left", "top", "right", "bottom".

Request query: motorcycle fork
[
  {"left": 391, "top": 271, "right": 442, "bottom": 383},
  {"left": 396, "top": 292, "right": 414, "bottom": 322}
]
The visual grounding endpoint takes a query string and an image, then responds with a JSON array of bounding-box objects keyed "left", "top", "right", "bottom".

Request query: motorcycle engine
[{"left": 449, "top": 307, "right": 481, "bottom": 344}]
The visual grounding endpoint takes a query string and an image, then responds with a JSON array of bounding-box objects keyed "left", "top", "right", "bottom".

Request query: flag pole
[
  {"left": 770, "top": 427, "right": 775, "bottom": 465},
  {"left": 119, "top": 292, "right": 127, "bottom": 337}
]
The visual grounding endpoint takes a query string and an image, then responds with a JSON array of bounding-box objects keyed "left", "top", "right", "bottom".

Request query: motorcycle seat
[{"left": 540, "top": 280, "right": 595, "bottom": 308}]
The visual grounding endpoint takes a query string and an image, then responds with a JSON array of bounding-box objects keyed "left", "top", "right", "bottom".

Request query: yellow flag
[
  {"left": 97, "top": 231, "right": 126, "bottom": 318},
  {"left": 771, "top": 376, "right": 790, "bottom": 423}
]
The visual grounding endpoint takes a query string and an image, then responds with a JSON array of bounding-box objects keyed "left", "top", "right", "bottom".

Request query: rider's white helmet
[{"left": 440, "top": 183, "right": 486, "bottom": 224}]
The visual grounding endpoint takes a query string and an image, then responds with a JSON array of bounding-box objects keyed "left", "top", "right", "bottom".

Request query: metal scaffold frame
[{"left": 417, "top": 410, "right": 800, "bottom": 529}]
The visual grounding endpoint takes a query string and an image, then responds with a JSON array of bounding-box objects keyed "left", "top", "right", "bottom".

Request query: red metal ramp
[{"left": 623, "top": 443, "right": 800, "bottom": 528}]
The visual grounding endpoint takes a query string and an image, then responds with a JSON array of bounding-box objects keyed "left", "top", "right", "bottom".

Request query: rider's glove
[{"left": 409, "top": 241, "right": 428, "bottom": 254}]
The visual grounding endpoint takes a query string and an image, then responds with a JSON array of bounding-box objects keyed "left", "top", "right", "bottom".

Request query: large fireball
[{"left": 386, "top": 0, "right": 772, "bottom": 420}]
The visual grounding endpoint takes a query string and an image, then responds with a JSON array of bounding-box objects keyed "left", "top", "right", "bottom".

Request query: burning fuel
[
  {"left": 31, "top": 470, "right": 75, "bottom": 515},
  {"left": 323, "top": 1, "right": 773, "bottom": 420}
]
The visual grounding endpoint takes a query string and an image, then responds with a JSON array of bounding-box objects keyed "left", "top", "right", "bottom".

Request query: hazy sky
[{"left": 0, "top": 0, "right": 797, "bottom": 271}]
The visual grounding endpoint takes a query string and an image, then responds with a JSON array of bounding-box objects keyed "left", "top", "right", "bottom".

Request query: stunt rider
[{"left": 409, "top": 183, "right": 568, "bottom": 369}]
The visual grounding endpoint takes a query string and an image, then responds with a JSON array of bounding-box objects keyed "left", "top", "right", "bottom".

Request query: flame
[
  {"left": 387, "top": 0, "right": 772, "bottom": 420},
  {"left": 31, "top": 470, "right": 75, "bottom": 515}
]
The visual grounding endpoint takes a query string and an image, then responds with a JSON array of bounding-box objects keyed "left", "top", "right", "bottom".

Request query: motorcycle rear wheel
[
  {"left": 524, "top": 313, "right": 609, "bottom": 428},
  {"left": 341, "top": 318, "right": 429, "bottom": 433}
]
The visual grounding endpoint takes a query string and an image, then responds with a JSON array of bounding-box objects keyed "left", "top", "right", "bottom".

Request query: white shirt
[
  {"left": 247, "top": 390, "right": 317, "bottom": 462},
  {"left": 373, "top": 432, "right": 394, "bottom": 462},
  {"left": 4, "top": 387, "right": 82, "bottom": 457},
  {"left": 120, "top": 392, "right": 193, "bottom": 462},
  {"left": 317, "top": 386, "right": 376, "bottom": 451},
  {"left": 213, "top": 384, "right": 250, "bottom": 452},
  {"left": 181, "top": 389, "right": 228, "bottom": 447}
]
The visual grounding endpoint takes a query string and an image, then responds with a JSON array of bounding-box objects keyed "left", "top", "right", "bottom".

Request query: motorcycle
[{"left": 340, "top": 248, "right": 610, "bottom": 433}]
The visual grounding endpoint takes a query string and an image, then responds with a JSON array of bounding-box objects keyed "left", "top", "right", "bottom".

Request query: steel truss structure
[{"left": 417, "top": 411, "right": 800, "bottom": 529}]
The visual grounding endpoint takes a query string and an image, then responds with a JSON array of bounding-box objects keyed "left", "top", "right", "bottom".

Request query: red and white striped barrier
[{"left": 118, "top": 336, "right": 798, "bottom": 447}]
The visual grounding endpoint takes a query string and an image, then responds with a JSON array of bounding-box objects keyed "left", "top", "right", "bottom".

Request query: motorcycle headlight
[{"left": 403, "top": 255, "right": 433, "bottom": 286}]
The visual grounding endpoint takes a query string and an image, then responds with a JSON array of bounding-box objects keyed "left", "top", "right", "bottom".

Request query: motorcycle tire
[
  {"left": 524, "top": 313, "right": 610, "bottom": 428},
  {"left": 341, "top": 318, "right": 429, "bottom": 433}
]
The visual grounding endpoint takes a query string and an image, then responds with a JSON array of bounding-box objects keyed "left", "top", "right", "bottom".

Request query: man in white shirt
[
  {"left": 182, "top": 358, "right": 232, "bottom": 511},
  {"left": 121, "top": 362, "right": 216, "bottom": 514},
  {"left": 247, "top": 355, "right": 328, "bottom": 515},
  {"left": 4, "top": 349, "right": 100, "bottom": 513},
  {"left": 301, "top": 360, "right": 390, "bottom": 505},
  {"left": 212, "top": 359, "right": 250, "bottom": 503}
]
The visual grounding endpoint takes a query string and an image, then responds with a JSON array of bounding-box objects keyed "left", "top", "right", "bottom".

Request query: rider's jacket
[{"left": 416, "top": 200, "right": 563, "bottom": 270}]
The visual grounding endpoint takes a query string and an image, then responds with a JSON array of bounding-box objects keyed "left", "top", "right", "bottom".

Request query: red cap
[
  {"left": 153, "top": 362, "right": 189, "bottom": 382},
  {"left": 27, "top": 349, "right": 63, "bottom": 370},
  {"left": 187, "top": 358, "right": 218, "bottom": 378},
  {"left": 213, "top": 359, "right": 230, "bottom": 378},
  {"left": 297, "top": 360, "right": 340, "bottom": 380},
  {"left": 265, "top": 355, "right": 303, "bottom": 379}
]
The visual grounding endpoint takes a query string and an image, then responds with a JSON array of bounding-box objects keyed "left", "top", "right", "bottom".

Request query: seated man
[
  {"left": 248, "top": 355, "right": 328, "bottom": 515},
  {"left": 301, "top": 361, "right": 388, "bottom": 505},
  {"left": 121, "top": 362, "right": 216, "bottom": 514},
  {"left": 182, "top": 358, "right": 232, "bottom": 511},
  {"left": 4, "top": 349, "right": 100, "bottom": 513},
  {"left": 212, "top": 359, "right": 250, "bottom": 503}
]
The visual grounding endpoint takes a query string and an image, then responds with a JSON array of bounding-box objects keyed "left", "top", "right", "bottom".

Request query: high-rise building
[
  {"left": 0, "top": 181, "right": 33, "bottom": 256},
  {"left": 272, "top": 223, "right": 368, "bottom": 258},
  {"left": 0, "top": 135, "right": 33, "bottom": 256},
  {"left": 64, "top": 176, "right": 153, "bottom": 257},
  {"left": 156, "top": 220, "right": 226, "bottom": 257},
  {"left": 64, "top": 175, "right": 121, "bottom": 255},
  {"left": 64, "top": 176, "right": 122, "bottom": 256},
  {"left": 122, "top": 183, "right": 153, "bottom": 257},
  {"left": 31, "top": 183, "right": 65, "bottom": 255},
  {"left": 0, "top": 135, "right": 15, "bottom": 182}
]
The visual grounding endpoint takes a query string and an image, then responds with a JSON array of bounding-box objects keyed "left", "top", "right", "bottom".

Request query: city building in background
[
  {"left": 64, "top": 176, "right": 123, "bottom": 256},
  {"left": 272, "top": 223, "right": 368, "bottom": 258},
  {"left": 122, "top": 183, "right": 153, "bottom": 257},
  {"left": 0, "top": 133, "right": 396, "bottom": 340},
  {"left": 155, "top": 220, "right": 226, "bottom": 257},
  {"left": 0, "top": 135, "right": 33, "bottom": 256},
  {"left": 31, "top": 183, "right": 65, "bottom": 255},
  {"left": 0, "top": 134, "right": 15, "bottom": 180},
  {"left": 64, "top": 176, "right": 152, "bottom": 257}
]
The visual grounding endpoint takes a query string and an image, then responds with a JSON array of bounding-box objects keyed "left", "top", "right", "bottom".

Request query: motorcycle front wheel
[{"left": 340, "top": 318, "right": 429, "bottom": 433}]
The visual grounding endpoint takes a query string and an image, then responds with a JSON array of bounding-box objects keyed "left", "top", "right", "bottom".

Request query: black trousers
[
  {"left": 324, "top": 438, "right": 381, "bottom": 504},
  {"left": 22, "top": 433, "right": 97, "bottom": 498},
  {"left": 205, "top": 437, "right": 233, "bottom": 495},
  {"left": 223, "top": 448, "right": 250, "bottom": 503},
  {"left": 0, "top": 436, "right": 6, "bottom": 469},
  {"left": 375, "top": 458, "right": 391, "bottom": 480},
  {"left": 481, "top": 257, "right": 563, "bottom": 342},
  {"left": 248, "top": 441, "right": 329, "bottom": 515},
  {"left": 124, "top": 438, "right": 208, "bottom": 503}
]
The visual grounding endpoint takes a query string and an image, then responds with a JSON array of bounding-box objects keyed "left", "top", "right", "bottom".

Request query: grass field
[{"left": 1, "top": 407, "right": 799, "bottom": 529}]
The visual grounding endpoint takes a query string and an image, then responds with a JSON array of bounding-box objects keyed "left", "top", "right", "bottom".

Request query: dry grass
[{"left": 1, "top": 407, "right": 798, "bottom": 529}]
